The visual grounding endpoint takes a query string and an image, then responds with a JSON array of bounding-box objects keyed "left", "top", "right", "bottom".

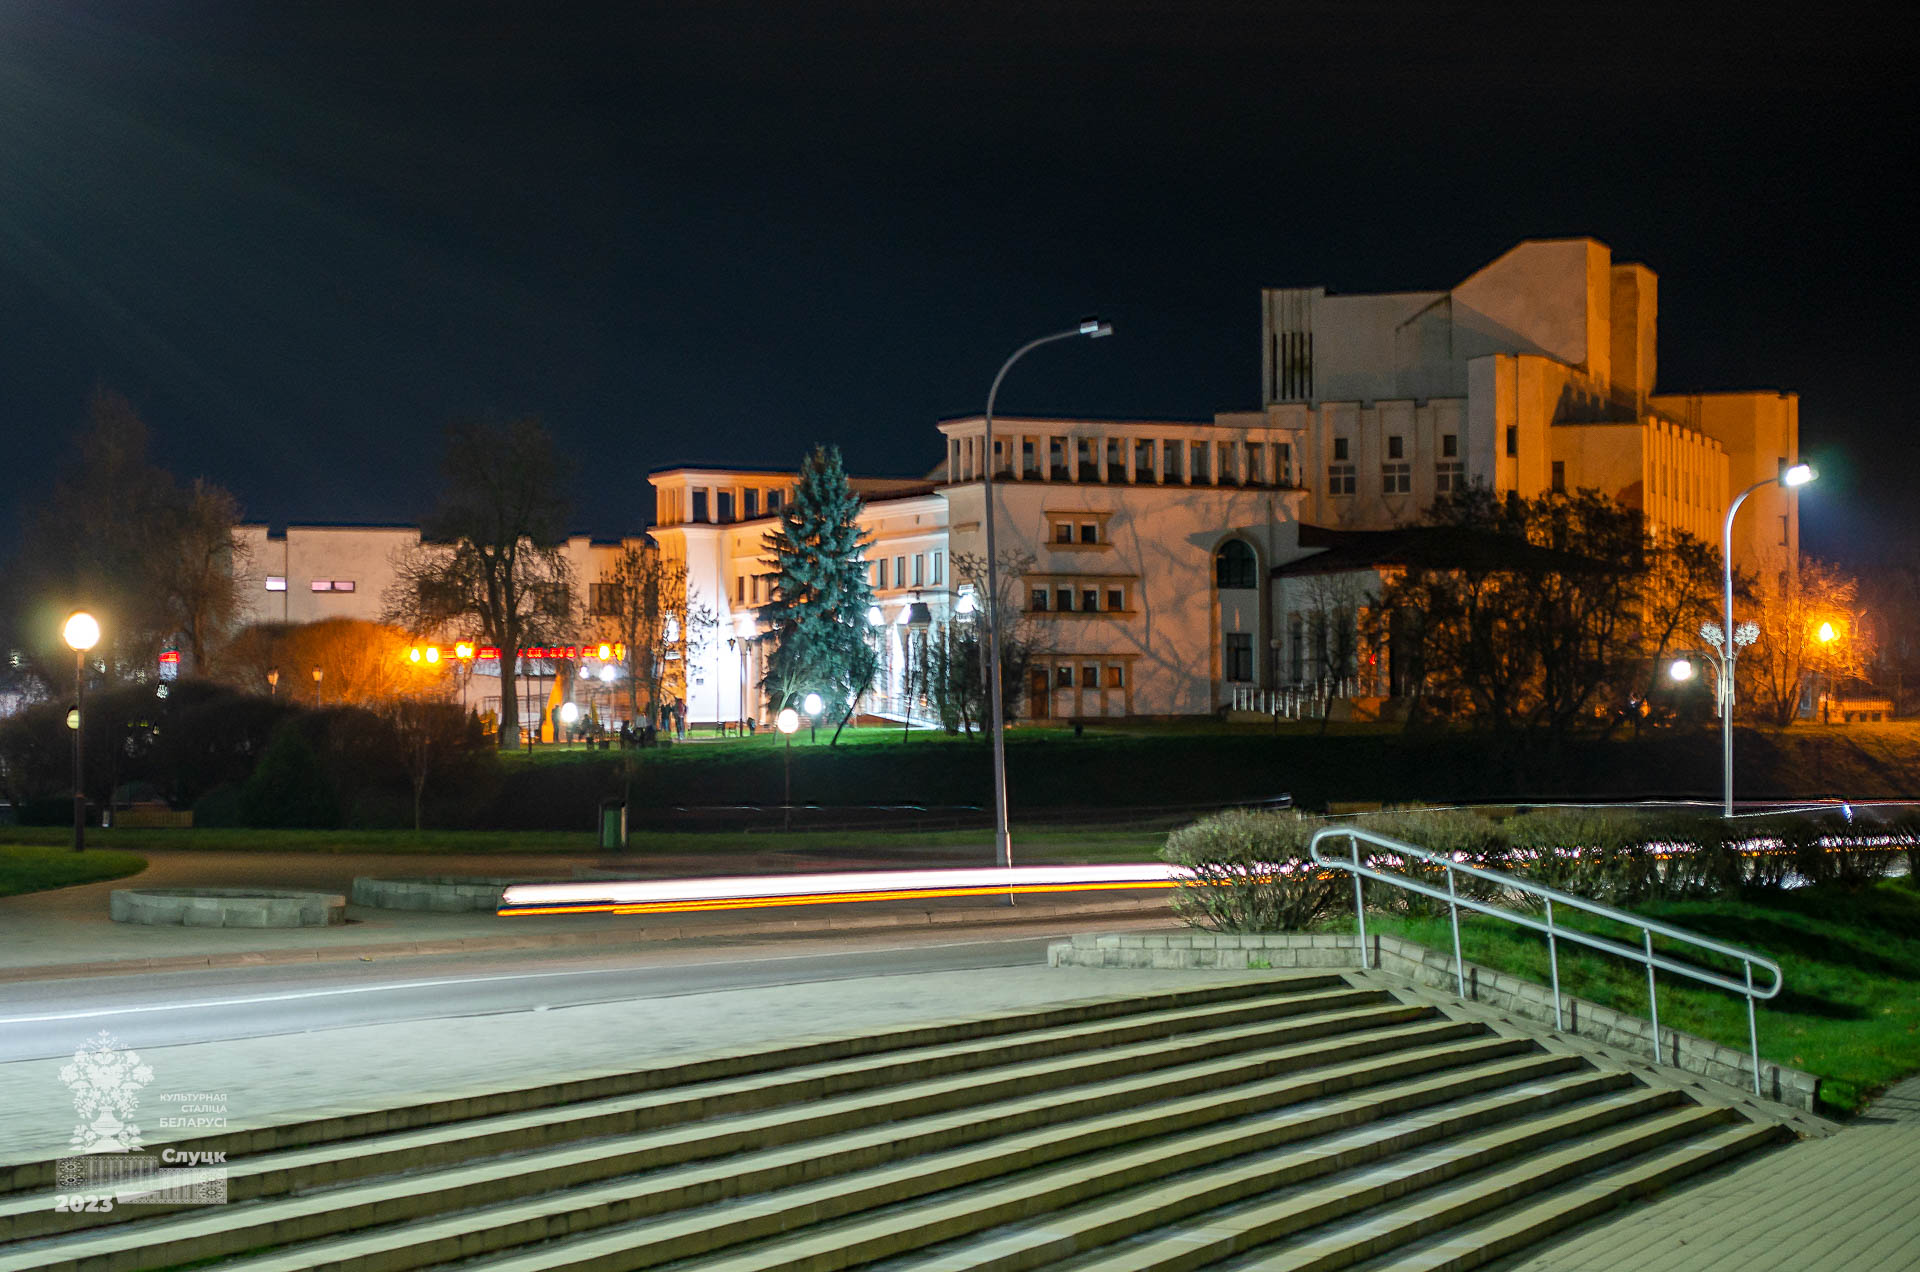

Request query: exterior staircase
[{"left": 0, "top": 974, "right": 1795, "bottom": 1272}]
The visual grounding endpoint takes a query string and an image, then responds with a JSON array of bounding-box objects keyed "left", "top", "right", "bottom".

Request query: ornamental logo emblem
[{"left": 59, "top": 1032, "right": 155, "bottom": 1153}]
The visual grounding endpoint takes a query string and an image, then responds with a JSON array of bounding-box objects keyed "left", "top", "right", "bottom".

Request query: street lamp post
[
  {"left": 1717, "top": 462, "right": 1815, "bottom": 816},
  {"left": 902, "top": 600, "right": 931, "bottom": 742},
  {"left": 63, "top": 611, "right": 100, "bottom": 853},
  {"left": 803, "top": 691, "right": 823, "bottom": 744},
  {"left": 311, "top": 664, "right": 324, "bottom": 707},
  {"left": 266, "top": 666, "right": 279, "bottom": 697},
  {"left": 776, "top": 706, "right": 800, "bottom": 830},
  {"left": 981, "top": 319, "right": 1111, "bottom": 878}
]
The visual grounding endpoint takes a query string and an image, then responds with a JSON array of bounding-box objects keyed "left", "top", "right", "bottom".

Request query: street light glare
[
  {"left": 867, "top": 605, "right": 884, "bottom": 626},
  {"left": 558, "top": 701, "right": 579, "bottom": 724},
  {"left": 776, "top": 707, "right": 800, "bottom": 735},
  {"left": 1668, "top": 658, "right": 1694, "bottom": 683},
  {"left": 1783, "top": 463, "right": 1815, "bottom": 487},
  {"left": 62, "top": 611, "right": 100, "bottom": 652},
  {"left": 802, "top": 692, "right": 823, "bottom": 717},
  {"left": 1817, "top": 621, "right": 1837, "bottom": 643},
  {"left": 598, "top": 664, "right": 616, "bottom": 682}
]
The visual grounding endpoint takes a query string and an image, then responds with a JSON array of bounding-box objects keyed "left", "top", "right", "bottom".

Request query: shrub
[
  {"left": 240, "top": 725, "right": 341, "bottom": 828},
  {"left": 1344, "top": 808, "right": 1508, "bottom": 916},
  {"left": 1162, "top": 810, "right": 1344, "bottom": 932},
  {"left": 1501, "top": 809, "right": 1653, "bottom": 906}
]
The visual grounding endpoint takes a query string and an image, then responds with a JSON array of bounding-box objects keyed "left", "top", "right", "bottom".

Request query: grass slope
[
  {"left": 1348, "top": 880, "right": 1920, "bottom": 1115},
  {"left": 0, "top": 846, "right": 148, "bottom": 898}
]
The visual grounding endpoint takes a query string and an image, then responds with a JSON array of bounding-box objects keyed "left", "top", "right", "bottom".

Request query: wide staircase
[{"left": 0, "top": 974, "right": 1793, "bottom": 1272}]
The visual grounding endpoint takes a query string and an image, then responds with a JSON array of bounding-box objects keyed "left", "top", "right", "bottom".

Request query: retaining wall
[
  {"left": 110, "top": 889, "right": 345, "bottom": 928},
  {"left": 1050, "top": 929, "right": 1820, "bottom": 1111}
]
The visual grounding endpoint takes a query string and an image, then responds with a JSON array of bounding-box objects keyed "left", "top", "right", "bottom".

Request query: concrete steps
[{"left": 0, "top": 974, "right": 1795, "bottom": 1272}]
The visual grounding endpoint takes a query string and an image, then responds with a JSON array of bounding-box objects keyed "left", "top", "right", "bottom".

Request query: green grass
[
  {"left": 0, "top": 846, "right": 148, "bottom": 897},
  {"left": 0, "top": 823, "right": 1168, "bottom": 861},
  {"left": 1332, "top": 880, "right": 1920, "bottom": 1115}
]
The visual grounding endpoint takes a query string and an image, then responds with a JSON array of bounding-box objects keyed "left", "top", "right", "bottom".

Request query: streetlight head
[
  {"left": 62, "top": 611, "right": 99, "bottom": 653},
  {"left": 1816, "top": 620, "right": 1837, "bottom": 644},
  {"left": 424, "top": 645, "right": 440, "bottom": 664},
  {"left": 599, "top": 664, "right": 617, "bottom": 683},
  {"left": 867, "top": 605, "right": 885, "bottom": 626},
  {"left": 1700, "top": 620, "right": 1725, "bottom": 651},
  {"left": 776, "top": 707, "right": 800, "bottom": 735},
  {"left": 1735, "top": 622, "right": 1760, "bottom": 648},
  {"left": 408, "top": 646, "right": 422, "bottom": 664},
  {"left": 311, "top": 665, "right": 323, "bottom": 682},
  {"left": 802, "top": 692, "right": 823, "bottom": 717},
  {"left": 558, "top": 701, "right": 579, "bottom": 725},
  {"left": 1782, "top": 463, "right": 1815, "bottom": 488},
  {"left": 1078, "top": 317, "right": 1113, "bottom": 338},
  {"left": 1668, "top": 658, "right": 1695, "bottom": 683},
  {"left": 955, "top": 592, "right": 977, "bottom": 616}
]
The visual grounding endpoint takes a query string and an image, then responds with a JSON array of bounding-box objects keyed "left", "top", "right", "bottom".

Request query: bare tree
[
  {"left": 947, "top": 550, "right": 1041, "bottom": 727},
  {"left": 383, "top": 418, "right": 576, "bottom": 749},
  {"left": 1740, "top": 554, "right": 1871, "bottom": 725},
  {"left": 590, "top": 543, "right": 714, "bottom": 727}
]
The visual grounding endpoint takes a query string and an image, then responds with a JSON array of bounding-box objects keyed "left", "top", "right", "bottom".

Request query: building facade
[{"left": 228, "top": 239, "right": 1808, "bottom": 727}]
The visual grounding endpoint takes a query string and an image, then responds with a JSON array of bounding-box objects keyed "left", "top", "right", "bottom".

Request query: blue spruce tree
[{"left": 762, "top": 446, "right": 878, "bottom": 745}]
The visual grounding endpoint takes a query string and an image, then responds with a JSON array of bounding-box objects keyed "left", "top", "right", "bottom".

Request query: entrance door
[{"left": 1028, "top": 670, "right": 1051, "bottom": 719}]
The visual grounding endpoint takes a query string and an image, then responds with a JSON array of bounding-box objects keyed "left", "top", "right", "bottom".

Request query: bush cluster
[{"left": 1161, "top": 806, "right": 1915, "bottom": 933}]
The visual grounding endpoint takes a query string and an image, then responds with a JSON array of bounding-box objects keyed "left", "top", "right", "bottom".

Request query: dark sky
[{"left": 2, "top": 2, "right": 1914, "bottom": 560}]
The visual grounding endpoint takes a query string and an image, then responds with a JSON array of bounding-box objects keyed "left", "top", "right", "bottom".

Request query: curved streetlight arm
[
  {"left": 981, "top": 321, "right": 1110, "bottom": 879},
  {"left": 1719, "top": 469, "right": 1811, "bottom": 815}
]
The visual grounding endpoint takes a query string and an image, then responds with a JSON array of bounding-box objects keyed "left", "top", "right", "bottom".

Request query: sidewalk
[
  {"left": 1498, "top": 1075, "right": 1920, "bottom": 1271},
  {"left": 0, "top": 849, "right": 1175, "bottom": 981}
]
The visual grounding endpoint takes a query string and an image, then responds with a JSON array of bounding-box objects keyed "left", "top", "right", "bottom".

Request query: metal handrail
[{"left": 1308, "top": 826, "right": 1784, "bottom": 1096}]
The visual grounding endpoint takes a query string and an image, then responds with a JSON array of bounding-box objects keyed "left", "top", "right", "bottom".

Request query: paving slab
[{"left": 1496, "top": 1072, "right": 1920, "bottom": 1271}]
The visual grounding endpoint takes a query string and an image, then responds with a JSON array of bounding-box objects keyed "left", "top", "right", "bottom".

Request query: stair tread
[
  {"left": 0, "top": 1001, "right": 1448, "bottom": 1266},
  {"left": 470, "top": 1071, "right": 1657, "bottom": 1272}
]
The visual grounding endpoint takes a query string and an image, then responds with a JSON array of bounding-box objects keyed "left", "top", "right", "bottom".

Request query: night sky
[{"left": 2, "top": 2, "right": 1914, "bottom": 560}]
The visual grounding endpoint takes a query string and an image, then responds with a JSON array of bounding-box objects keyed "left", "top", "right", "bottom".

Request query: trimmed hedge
[{"left": 1161, "top": 806, "right": 1915, "bottom": 933}]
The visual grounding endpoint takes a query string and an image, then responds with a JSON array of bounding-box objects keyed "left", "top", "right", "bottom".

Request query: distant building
[{"left": 234, "top": 238, "right": 1809, "bottom": 726}]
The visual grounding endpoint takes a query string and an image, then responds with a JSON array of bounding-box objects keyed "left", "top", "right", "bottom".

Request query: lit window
[
  {"left": 311, "top": 580, "right": 333, "bottom": 592},
  {"left": 335, "top": 580, "right": 354, "bottom": 592},
  {"left": 265, "top": 576, "right": 287, "bottom": 592}
]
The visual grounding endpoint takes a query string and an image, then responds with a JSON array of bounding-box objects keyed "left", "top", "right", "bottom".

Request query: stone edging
[
  {"left": 110, "top": 888, "right": 346, "bottom": 928},
  {"left": 350, "top": 877, "right": 560, "bottom": 913},
  {"left": 1049, "top": 929, "right": 1821, "bottom": 1111}
]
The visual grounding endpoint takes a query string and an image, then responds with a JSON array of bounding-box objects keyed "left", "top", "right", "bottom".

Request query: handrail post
[
  {"left": 1545, "top": 897, "right": 1563, "bottom": 1030},
  {"left": 1446, "top": 864, "right": 1465, "bottom": 998},
  {"left": 1644, "top": 929, "right": 1661, "bottom": 1066},
  {"left": 1351, "top": 835, "right": 1369, "bottom": 970},
  {"left": 1746, "top": 960, "right": 1762, "bottom": 1097}
]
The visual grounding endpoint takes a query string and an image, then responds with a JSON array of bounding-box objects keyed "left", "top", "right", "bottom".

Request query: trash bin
[{"left": 598, "top": 797, "right": 628, "bottom": 850}]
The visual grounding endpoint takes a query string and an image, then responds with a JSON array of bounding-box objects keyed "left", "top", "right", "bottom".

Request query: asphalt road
[{"left": 0, "top": 931, "right": 1063, "bottom": 1063}]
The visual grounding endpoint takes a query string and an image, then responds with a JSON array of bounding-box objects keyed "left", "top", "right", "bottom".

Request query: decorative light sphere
[
  {"left": 777, "top": 707, "right": 800, "bottom": 735},
  {"left": 62, "top": 611, "right": 100, "bottom": 652},
  {"left": 408, "top": 647, "right": 422, "bottom": 663},
  {"left": 1816, "top": 621, "right": 1837, "bottom": 644},
  {"left": 66, "top": 708, "right": 80, "bottom": 730},
  {"left": 1734, "top": 622, "right": 1760, "bottom": 648},
  {"left": 424, "top": 645, "right": 440, "bottom": 664},
  {"left": 598, "top": 664, "right": 617, "bottom": 683},
  {"left": 1668, "top": 658, "right": 1694, "bottom": 683},
  {"left": 803, "top": 692, "right": 823, "bottom": 716},
  {"left": 558, "top": 701, "right": 580, "bottom": 724}
]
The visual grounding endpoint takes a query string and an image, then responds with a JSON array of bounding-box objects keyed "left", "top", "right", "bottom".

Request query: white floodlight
[
  {"left": 1668, "top": 659, "right": 1694, "bottom": 683},
  {"left": 1783, "top": 463, "right": 1815, "bottom": 488}
]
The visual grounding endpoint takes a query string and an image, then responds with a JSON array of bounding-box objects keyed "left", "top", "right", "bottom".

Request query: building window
[
  {"left": 1780, "top": 515, "right": 1789, "bottom": 547},
  {"left": 1217, "top": 441, "right": 1236, "bottom": 483},
  {"left": 1164, "top": 442, "right": 1183, "bottom": 481},
  {"left": 1106, "top": 587, "right": 1124, "bottom": 612},
  {"left": 1056, "top": 665, "right": 1074, "bottom": 688},
  {"left": 1106, "top": 438, "right": 1126, "bottom": 480},
  {"left": 1077, "top": 438, "right": 1099, "bottom": 480},
  {"left": 1105, "top": 664, "right": 1125, "bottom": 689},
  {"left": 589, "top": 583, "right": 618, "bottom": 615},
  {"left": 264, "top": 576, "right": 287, "bottom": 592},
  {"left": 1021, "top": 439, "right": 1038, "bottom": 478},
  {"left": 1190, "top": 441, "right": 1210, "bottom": 482},
  {"left": 1436, "top": 461, "right": 1464, "bottom": 492},
  {"left": 1382, "top": 462, "right": 1411, "bottom": 494},
  {"left": 893, "top": 556, "right": 906, "bottom": 588},
  {"left": 1079, "top": 522, "right": 1098, "bottom": 544},
  {"left": 1288, "top": 615, "right": 1305, "bottom": 682},
  {"left": 1505, "top": 426, "right": 1517, "bottom": 458},
  {"left": 1442, "top": 433, "right": 1458, "bottom": 458},
  {"left": 744, "top": 489, "right": 759, "bottom": 518},
  {"left": 1215, "top": 539, "right": 1257, "bottom": 589},
  {"left": 1328, "top": 464, "right": 1356, "bottom": 495},
  {"left": 311, "top": 579, "right": 334, "bottom": 592},
  {"left": 1333, "top": 437, "right": 1349, "bottom": 462},
  {"left": 1081, "top": 587, "right": 1098, "bottom": 612},
  {"left": 767, "top": 489, "right": 783, "bottom": 512},
  {"left": 1225, "top": 633, "right": 1254, "bottom": 683},
  {"left": 716, "top": 491, "right": 734, "bottom": 522},
  {"left": 1056, "top": 586, "right": 1074, "bottom": 611},
  {"left": 1031, "top": 588, "right": 1049, "bottom": 612},
  {"left": 1245, "top": 442, "right": 1265, "bottom": 485},
  {"left": 692, "top": 490, "right": 709, "bottom": 522},
  {"left": 1387, "top": 435, "right": 1404, "bottom": 460},
  {"left": 1277, "top": 442, "right": 1293, "bottom": 485},
  {"left": 913, "top": 554, "right": 925, "bottom": 586},
  {"left": 1551, "top": 461, "right": 1566, "bottom": 494},
  {"left": 931, "top": 551, "right": 944, "bottom": 585},
  {"left": 877, "top": 558, "right": 889, "bottom": 590},
  {"left": 736, "top": 576, "right": 746, "bottom": 604},
  {"left": 1054, "top": 522, "right": 1073, "bottom": 544},
  {"left": 1080, "top": 664, "right": 1098, "bottom": 688},
  {"left": 1048, "top": 436, "right": 1067, "bottom": 479}
]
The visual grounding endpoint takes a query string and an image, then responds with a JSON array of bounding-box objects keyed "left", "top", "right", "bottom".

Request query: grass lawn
[
  {"left": 1335, "top": 879, "right": 1920, "bottom": 1115},
  {"left": 0, "top": 822, "right": 1170, "bottom": 862},
  {"left": 0, "top": 846, "right": 148, "bottom": 898}
]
